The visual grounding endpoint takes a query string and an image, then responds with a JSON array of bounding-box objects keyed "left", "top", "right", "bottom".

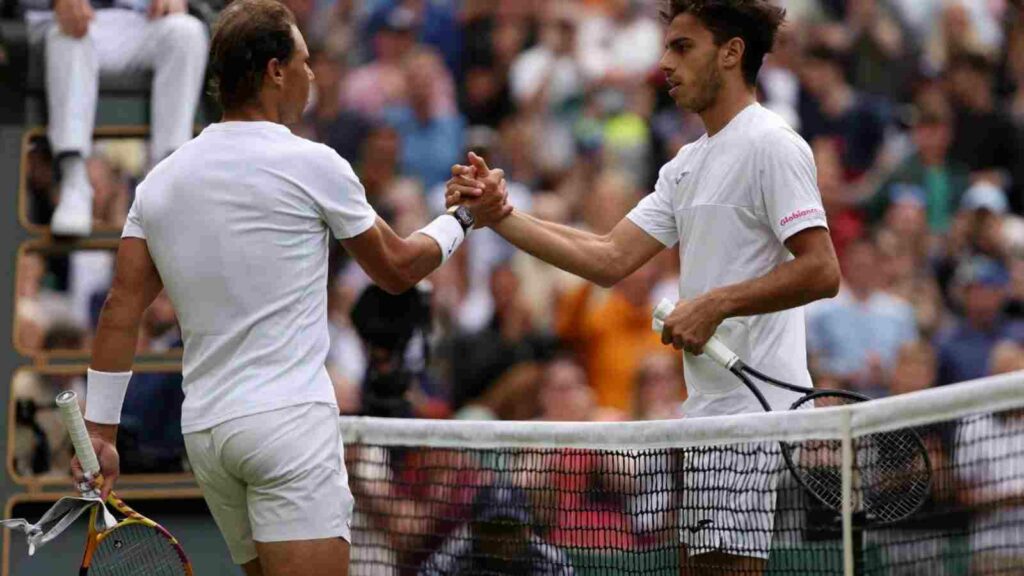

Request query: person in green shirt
[{"left": 867, "top": 101, "right": 971, "bottom": 232}]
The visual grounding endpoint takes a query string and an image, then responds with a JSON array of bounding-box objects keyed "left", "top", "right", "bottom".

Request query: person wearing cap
[
  {"left": 958, "top": 181, "right": 1024, "bottom": 259},
  {"left": 936, "top": 256, "right": 1024, "bottom": 385},
  {"left": 341, "top": 4, "right": 456, "bottom": 120},
  {"left": 867, "top": 99, "right": 970, "bottom": 233},
  {"left": 418, "top": 483, "right": 574, "bottom": 575}
]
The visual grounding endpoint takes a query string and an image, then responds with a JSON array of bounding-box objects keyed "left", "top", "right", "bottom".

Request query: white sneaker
[{"left": 50, "top": 191, "right": 93, "bottom": 237}]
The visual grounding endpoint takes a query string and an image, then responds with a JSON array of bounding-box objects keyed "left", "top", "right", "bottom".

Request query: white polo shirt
[
  {"left": 123, "top": 121, "right": 377, "bottom": 433},
  {"left": 627, "top": 103, "right": 828, "bottom": 417}
]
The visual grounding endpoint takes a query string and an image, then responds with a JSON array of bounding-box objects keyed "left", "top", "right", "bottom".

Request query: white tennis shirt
[
  {"left": 627, "top": 103, "right": 829, "bottom": 417},
  {"left": 123, "top": 121, "right": 377, "bottom": 433}
]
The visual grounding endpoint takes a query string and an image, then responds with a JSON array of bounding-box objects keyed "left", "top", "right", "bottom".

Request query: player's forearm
[
  {"left": 390, "top": 233, "right": 443, "bottom": 292},
  {"left": 709, "top": 250, "right": 840, "bottom": 320},
  {"left": 492, "top": 211, "right": 622, "bottom": 286},
  {"left": 91, "top": 293, "right": 145, "bottom": 373}
]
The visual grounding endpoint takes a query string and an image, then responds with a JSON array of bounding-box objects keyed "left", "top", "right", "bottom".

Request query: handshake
[{"left": 444, "top": 152, "right": 515, "bottom": 229}]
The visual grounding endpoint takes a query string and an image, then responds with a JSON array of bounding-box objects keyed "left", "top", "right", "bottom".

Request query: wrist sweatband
[
  {"left": 418, "top": 214, "right": 466, "bottom": 264},
  {"left": 84, "top": 369, "right": 132, "bottom": 425}
]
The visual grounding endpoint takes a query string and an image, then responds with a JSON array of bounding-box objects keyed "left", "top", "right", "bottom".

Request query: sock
[{"left": 58, "top": 154, "right": 91, "bottom": 206}]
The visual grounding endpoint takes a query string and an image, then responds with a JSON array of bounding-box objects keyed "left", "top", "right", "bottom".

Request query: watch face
[{"left": 455, "top": 206, "right": 475, "bottom": 228}]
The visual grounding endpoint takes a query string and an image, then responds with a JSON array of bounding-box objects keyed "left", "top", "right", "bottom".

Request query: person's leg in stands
[
  {"left": 43, "top": 14, "right": 99, "bottom": 235},
  {"left": 137, "top": 14, "right": 208, "bottom": 163}
]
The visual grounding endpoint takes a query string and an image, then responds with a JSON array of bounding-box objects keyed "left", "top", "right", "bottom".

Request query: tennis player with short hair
[
  {"left": 70, "top": 1, "right": 504, "bottom": 575},
  {"left": 447, "top": 1, "right": 841, "bottom": 573}
]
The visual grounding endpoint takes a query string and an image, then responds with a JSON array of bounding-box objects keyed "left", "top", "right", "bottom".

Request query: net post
[{"left": 841, "top": 408, "right": 854, "bottom": 576}]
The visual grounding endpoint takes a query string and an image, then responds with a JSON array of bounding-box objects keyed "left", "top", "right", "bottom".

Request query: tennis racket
[
  {"left": 653, "top": 299, "right": 931, "bottom": 525},
  {"left": 56, "top": 390, "right": 193, "bottom": 576}
]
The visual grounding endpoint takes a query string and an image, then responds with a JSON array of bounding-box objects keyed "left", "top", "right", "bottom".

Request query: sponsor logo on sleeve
[{"left": 779, "top": 208, "right": 825, "bottom": 228}]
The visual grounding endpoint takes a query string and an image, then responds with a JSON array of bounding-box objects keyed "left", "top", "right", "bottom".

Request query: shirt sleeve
[
  {"left": 307, "top": 147, "right": 378, "bottom": 240},
  {"left": 625, "top": 163, "right": 679, "bottom": 247},
  {"left": 122, "top": 190, "right": 147, "bottom": 240},
  {"left": 759, "top": 128, "right": 829, "bottom": 244}
]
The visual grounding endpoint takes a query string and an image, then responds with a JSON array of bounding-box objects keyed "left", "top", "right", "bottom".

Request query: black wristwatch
[{"left": 447, "top": 205, "right": 474, "bottom": 233}]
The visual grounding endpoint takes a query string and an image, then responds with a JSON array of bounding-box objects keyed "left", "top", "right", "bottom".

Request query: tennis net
[{"left": 340, "top": 372, "right": 1024, "bottom": 575}]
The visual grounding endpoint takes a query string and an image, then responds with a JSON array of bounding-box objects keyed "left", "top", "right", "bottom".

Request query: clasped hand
[{"left": 444, "top": 152, "right": 513, "bottom": 228}]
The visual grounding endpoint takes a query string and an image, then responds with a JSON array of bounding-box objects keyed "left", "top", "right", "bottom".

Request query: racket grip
[
  {"left": 56, "top": 390, "right": 101, "bottom": 478},
  {"left": 652, "top": 299, "right": 740, "bottom": 369}
]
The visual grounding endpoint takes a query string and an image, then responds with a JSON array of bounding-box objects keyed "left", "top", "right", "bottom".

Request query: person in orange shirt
[{"left": 555, "top": 259, "right": 664, "bottom": 412}]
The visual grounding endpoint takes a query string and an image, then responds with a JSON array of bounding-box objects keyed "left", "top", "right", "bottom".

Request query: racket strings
[
  {"left": 90, "top": 524, "right": 188, "bottom": 576},
  {"left": 783, "top": 394, "right": 930, "bottom": 524}
]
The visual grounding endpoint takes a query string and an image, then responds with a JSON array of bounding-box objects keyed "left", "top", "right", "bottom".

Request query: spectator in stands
[
  {"left": 631, "top": 352, "right": 685, "bottom": 420},
  {"left": 576, "top": 0, "right": 662, "bottom": 88},
  {"left": 384, "top": 48, "right": 465, "bottom": 189},
  {"left": 843, "top": 0, "right": 912, "bottom": 102},
  {"left": 536, "top": 355, "right": 598, "bottom": 423},
  {"left": 807, "top": 237, "right": 918, "bottom": 396},
  {"left": 448, "top": 263, "right": 551, "bottom": 412},
  {"left": 418, "top": 482, "right": 574, "bottom": 575},
  {"left": 946, "top": 52, "right": 1021, "bottom": 191},
  {"left": 936, "top": 256, "right": 1024, "bottom": 385},
  {"left": 303, "top": 46, "right": 370, "bottom": 164},
  {"left": 12, "top": 325, "right": 87, "bottom": 477},
  {"left": 342, "top": 4, "right": 456, "bottom": 120},
  {"left": 22, "top": 0, "right": 208, "bottom": 236},
  {"left": 509, "top": 3, "right": 584, "bottom": 175},
  {"left": 799, "top": 44, "right": 891, "bottom": 181},
  {"left": 888, "top": 340, "right": 938, "bottom": 396},
  {"left": 556, "top": 257, "right": 664, "bottom": 412},
  {"left": 867, "top": 99, "right": 970, "bottom": 234}
]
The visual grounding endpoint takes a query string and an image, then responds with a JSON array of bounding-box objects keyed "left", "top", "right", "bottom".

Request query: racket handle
[
  {"left": 56, "top": 390, "right": 101, "bottom": 478},
  {"left": 653, "top": 299, "right": 741, "bottom": 370}
]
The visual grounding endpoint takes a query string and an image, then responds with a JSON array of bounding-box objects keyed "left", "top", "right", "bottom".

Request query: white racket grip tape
[
  {"left": 652, "top": 298, "right": 740, "bottom": 369},
  {"left": 55, "top": 391, "right": 100, "bottom": 478}
]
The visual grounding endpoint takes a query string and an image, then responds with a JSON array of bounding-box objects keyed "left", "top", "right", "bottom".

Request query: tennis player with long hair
[
  {"left": 70, "top": 1, "right": 506, "bottom": 574},
  {"left": 447, "top": 1, "right": 841, "bottom": 573}
]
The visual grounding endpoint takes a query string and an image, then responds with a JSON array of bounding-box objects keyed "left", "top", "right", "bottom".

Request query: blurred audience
[
  {"left": 19, "top": 0, "right": 1024, "bottom": 485},
  {"left": 807, "top": 237, "right": 918, "bottom": 396}
]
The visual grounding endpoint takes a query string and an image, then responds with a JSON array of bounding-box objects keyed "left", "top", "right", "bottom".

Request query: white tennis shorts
[
  {"left": 184, "top": 402, "right": 354, "bottom": 564},
  {"left": 678, "top": 442, "right": 784, "bottom": 560}
]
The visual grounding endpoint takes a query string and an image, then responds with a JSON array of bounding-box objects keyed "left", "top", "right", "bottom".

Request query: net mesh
[
  {"left": 341, "top": 373, "right": 1024, "bottom": 575},
  {"left": 90, "top": 523, "right": 188, "bottom": 576}
]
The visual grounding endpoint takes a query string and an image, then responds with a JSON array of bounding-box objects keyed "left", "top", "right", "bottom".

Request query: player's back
[{"left": 124, "top": 121, "right": 374, "bottom": 433}]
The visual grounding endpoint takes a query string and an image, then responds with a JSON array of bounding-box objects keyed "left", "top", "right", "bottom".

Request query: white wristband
[
  {"left": 417, "top": 214, "right": 466, "bottom": 265},
  {"left": 84, "top": 369, "right": 132, "bottom": 425}
]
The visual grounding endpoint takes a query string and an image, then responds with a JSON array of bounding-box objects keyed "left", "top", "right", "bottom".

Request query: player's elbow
[
  {"left": 378, "top": 274, "right": 416, "bottom": 295},
  {"left": 816, "top": 256, "right": 841, "bottom": 299},
  {"left": 589, "top": 236, "right": 628, "bottom": 288}
]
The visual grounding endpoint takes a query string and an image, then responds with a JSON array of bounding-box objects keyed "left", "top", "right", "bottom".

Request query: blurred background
[{"left": 0, "top": 0, "right": 1023, "bottom": 573}]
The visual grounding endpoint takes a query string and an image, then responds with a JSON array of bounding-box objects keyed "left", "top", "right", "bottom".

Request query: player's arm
[
  {"left": 710, "top": 227, "right": 840, "bottom": 317},
  {"left": 341, "top": 217, "right": 450, "bottom": 295},
  {"left": 490, "top": 210, "right": 663, "bottom": 287},
  {"left": 448, "top": 153, "right": 663, "bottom": 286},
  {"left": 78, "top": 237, "right": 164, "bottom": 496},
  {"left": 661, "top": 227, "right": 839, "bottom": 352},
  {"left": 342, "top": 165, "right": 507, "bottom": 294}
]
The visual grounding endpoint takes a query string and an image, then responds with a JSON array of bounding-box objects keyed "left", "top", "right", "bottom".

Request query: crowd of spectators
[{"left": 14, "top": 0, "right": 1024, "bottom": 475}]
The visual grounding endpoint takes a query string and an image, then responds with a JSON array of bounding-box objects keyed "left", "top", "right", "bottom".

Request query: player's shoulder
[
  {"left": 284, "top": 135, "right": 358, "bottom": 178},
  {"left": 746, "top": 105, "right": 812, "bottom": 158},
  {"left": 658, "top": 136, "right": 705, "bottom": 182}
]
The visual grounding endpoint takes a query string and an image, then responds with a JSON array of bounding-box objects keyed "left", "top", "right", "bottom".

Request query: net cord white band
[
  {"left": 340, "top": 371, "right": 1024, "bottom": 449},
  {"left": 83, "top": 368, "right": 132, "bottom": 425}
]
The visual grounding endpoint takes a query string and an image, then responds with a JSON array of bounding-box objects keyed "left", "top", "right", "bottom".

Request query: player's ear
[
  {"left": 720, "top": 37, "right": 745, "bottom": 71},
  {"left": 266, "top": 58, "right": 286, "bottom": 88}
]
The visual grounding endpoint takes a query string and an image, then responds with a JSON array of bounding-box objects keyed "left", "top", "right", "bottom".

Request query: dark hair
[
  {"left": 209, "top": 0, "right": 297, "bottom": 111},
  {"left": 660, "top": 0, "right": 786, "bottom": 86},
  {"left": 804, "top": 43, "right": 848, "bottom": 70},
  {"left": 947, "top": 51, "right": 995, "bottom": 77}
]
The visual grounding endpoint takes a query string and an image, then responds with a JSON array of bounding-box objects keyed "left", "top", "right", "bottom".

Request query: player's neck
[
  {"left": 221, "top": 103, "right": 281, "bottom": 124},
  {"left": 699, "top": 86, "right": 757, "bottom": 137}
]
